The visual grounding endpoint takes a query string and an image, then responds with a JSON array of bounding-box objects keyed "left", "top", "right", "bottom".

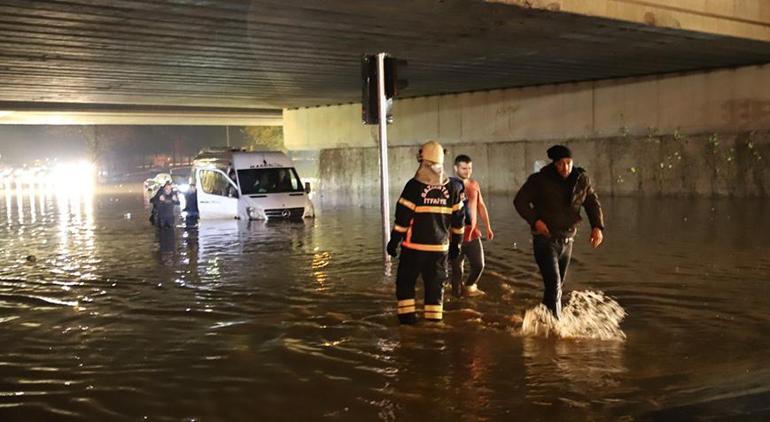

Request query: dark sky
[{"left": 0, "top": 125, "right": 251, "bottom": 165}]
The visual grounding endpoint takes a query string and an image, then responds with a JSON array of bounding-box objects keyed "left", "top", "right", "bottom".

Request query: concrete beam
[
  {"left": 490, "top": 0, "right": 770, "bottom": 42},
  {"left": 0, "top": 104, "right": 283, "bottom": 126}
]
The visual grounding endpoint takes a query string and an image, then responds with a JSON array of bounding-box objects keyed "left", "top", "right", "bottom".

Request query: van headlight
[
  {"left": 246, "top": 206, "right": 265, "bottom": 220},
  {"left": 303, "top": 202, "right": 315, "bottom": 218}
]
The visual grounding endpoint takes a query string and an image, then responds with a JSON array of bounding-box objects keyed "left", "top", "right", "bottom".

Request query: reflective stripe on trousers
[{"left": 395, "top": 248, "right": 447, "bottom": 324}]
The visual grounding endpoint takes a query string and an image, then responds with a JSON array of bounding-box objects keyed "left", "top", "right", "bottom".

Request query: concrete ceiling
[{"left": 2, "top": 0, "right": 770, "bottom": 113}]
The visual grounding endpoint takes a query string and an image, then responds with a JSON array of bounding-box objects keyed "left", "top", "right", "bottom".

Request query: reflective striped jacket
[{"left": 393, "top": 178, "right": 465, "bottom": 252}]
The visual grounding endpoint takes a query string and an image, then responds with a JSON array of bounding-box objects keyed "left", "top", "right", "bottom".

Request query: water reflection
[
  {"left": 27, "top": 186, "right": 36, "bottom": 223},
  {"left": 15, "top": 182, "right": 24, "bottom": 225},
  {"left": 197, "top": 219, "right": 243, "bottom": 260},
  {"left": 312, "top": 249, "right": 331, "bottom": 290},
  {"left": 1, "top": 182, "right": 97, "bottom": 282},
  {"left": 0, "top": 193, "right": 768, "bottom": 420},
  {"left": 38, "top": 186, "right": 47, "bottom": 217},
  {"left": 522, "top": 336, "right": 628, "bottom": 407},
  {"left": 158, "top": 227, "right": 177, "bottom": 265},
  {"left": 4, "top": 183, "right": 12, "bottom": 224},
  {"left": 181, "top": 229, "right": 200, "bottom": 279}
]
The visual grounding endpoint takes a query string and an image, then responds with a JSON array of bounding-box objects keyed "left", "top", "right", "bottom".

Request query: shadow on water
[{"left": 0, "top": 187, "right": 769, "bottom": 420}]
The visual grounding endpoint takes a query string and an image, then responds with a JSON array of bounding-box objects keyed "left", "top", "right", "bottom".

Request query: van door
[{"left": 195, "top": 168, "right": 239, "bottom": 219}]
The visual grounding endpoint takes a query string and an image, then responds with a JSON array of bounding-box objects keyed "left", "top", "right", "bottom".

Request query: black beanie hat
[{"left": 547, "top": 145, "right": 572, "bottom": 161}]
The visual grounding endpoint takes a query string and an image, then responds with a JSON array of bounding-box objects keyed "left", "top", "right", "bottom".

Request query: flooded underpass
[{"left": 1, "top": 187, "right": 769, "bottom": 421}]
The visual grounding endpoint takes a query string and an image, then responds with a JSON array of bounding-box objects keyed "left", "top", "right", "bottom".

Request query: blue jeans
[{"left": 533, "top": 235, "right": 573, "bottom": 319}]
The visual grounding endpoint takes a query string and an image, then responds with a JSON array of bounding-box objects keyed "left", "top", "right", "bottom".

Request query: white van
[{"left": 191, "top": 148, "right": 314, "bottom": 220}]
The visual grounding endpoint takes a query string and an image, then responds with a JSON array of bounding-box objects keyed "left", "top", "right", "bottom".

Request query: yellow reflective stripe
[
  {"left": 425, "top": 305, "right": 443, "bottom": 318},
  {"left": 402, "top": 242, "right": 449, "bottom": 252},
  {"left": 414, "top": 206, "right": 452, "bottom": 214},
  {"left": 397, "top": 299, "right": 416, "bottom": 315},
  {"left": 452, "top": 201, "right": 464, "bottom": 211},
  {"left": 398, "top": 198, "right": 416, "bottom": 210},
  {"left": 393, "top": 224, "right": 408, "bottom": 233},
  {"left": 451, "top": 227, "right": 464, "bottom": 235}
]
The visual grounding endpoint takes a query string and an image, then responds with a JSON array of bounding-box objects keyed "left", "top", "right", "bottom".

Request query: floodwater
[{"left": 1, "top": 185, "right": 769, "bottom": 421}]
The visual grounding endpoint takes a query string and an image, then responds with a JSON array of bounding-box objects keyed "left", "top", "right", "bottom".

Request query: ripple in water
[{"left": 521, "top": 290, "right": 627, "bottom": 341}]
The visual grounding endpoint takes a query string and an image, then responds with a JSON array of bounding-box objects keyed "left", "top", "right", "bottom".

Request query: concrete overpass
[
  {"left": 2, "top": 0, "right": 770, "bottom": 197},
  {"left": 1, "top": 0, "right": 770, "bottom": 124}
]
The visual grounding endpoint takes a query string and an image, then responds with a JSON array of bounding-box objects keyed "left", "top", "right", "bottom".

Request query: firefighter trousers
[{"left": 395, "top": 247, "right": 447, "bottom": 324}]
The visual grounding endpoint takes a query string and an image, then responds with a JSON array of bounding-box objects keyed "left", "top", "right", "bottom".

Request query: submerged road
[{"left": 0, "top": 187, "right": 769, "bottom": 420}]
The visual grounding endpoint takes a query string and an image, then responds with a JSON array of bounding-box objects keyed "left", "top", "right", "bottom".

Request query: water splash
[{"left": 521, "top": 290, "right": 627, "bottom": 341}]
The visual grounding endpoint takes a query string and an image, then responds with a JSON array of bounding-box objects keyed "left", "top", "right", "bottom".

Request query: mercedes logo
[{"left": 281, "top": 209, "right": 291, "bottom": 218}]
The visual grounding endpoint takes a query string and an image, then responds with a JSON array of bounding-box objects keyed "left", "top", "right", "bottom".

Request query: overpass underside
[
  {"left": 1, "top": 0, "right": 769, "bottom": 196},
  {"left": 0, "top": 0, "right": 770, "bottom": 122}
]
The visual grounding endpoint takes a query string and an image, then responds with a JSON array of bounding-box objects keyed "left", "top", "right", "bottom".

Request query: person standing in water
[
  {"left": 156, "top": 182, "right": 179, "bottom": 228},
  {"left": 513, "top": 145, "right": 604, "bottom": 319},
  {"left": 449, "top": 154, "right": 494, "bottom": 298},
  {"left": 183, "top": 183, "right": 199, "bottom": 227},
  {"left": 387, "top": 140, "right": 465, "bottom": 325}
]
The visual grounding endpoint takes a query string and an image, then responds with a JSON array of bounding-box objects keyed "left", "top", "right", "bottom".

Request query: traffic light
[
  {"left": 384, "top": 57, "right": 408, "bottom": 99},
  {"left": 361, "top": 54, "right": 408, "bottom": 125},
  {"left": 361, "top": 55, "right": 378, "bottom": 125}
]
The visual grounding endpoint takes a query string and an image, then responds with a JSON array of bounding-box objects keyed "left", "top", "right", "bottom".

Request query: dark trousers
[
  {"left": 395, "top": 248, "right": 447, "bottom": 324},
  {"left": 449, "top": 238, "right": 485, "bottom": 297},
  {"left": 157, "top": 204, "right": 176, "bottom": 228},
  {"left": 533, "top": 235, "right": 573, "bottom": 319},
  {"left": 185, "top": 212, "right": 199, "bottom": 227}
]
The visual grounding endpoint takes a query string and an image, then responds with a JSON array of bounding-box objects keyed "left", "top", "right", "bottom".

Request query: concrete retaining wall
[{"left": 307, "top": 131, "right": 768, "bottom": 205}]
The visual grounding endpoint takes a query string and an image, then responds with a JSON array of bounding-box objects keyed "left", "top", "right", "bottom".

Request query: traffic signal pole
[{"left": 376, "top": 52, "right": 392, "bottom": 265}]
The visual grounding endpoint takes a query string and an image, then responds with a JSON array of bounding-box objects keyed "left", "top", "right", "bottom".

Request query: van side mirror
[{"left": 304, "top": 182, "right": 311, "bottom": 194}]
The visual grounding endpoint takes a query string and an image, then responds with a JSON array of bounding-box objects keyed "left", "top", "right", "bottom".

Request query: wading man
[
  {"left": 387, "top": 140, "right": 465, "bottom": 324},
  {"left": 449, "top": 154, "right": 494, "bottom": 298},
  {"left": 513, "top": 145, "right": 604, "bottom": 319}
]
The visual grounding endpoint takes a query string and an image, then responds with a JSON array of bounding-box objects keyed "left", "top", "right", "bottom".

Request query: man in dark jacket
[
  {"left": 514, "top": 145, "right": 604, "bottom": 319},
  {"left": 156, "top": 182, "right": 179, "bottom": 228}
]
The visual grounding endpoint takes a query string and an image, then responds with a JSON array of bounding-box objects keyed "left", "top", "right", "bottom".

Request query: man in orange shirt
[{"left": 449, "top": 154, "right": 494, "bottom": 298}]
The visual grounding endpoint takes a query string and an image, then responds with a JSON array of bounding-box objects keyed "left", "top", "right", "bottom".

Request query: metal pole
[
  {"left": 376, "top": 52, "right": 391, "bottom": 264},
  {"left": 226, "top": 125, "right": 230, "bottom": 147}
]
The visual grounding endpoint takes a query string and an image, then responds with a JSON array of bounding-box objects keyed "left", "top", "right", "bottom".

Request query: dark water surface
[{"left": 1, "top": 187, "right": 769, "bottom": 421}]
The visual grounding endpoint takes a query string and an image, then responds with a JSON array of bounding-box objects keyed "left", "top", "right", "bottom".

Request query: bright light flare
[
  {"left": 50, "top": 161, "right": 96, "bottom": 196},
  {"left": 0, "top": 161, "right": 96, "bottom": 197}
]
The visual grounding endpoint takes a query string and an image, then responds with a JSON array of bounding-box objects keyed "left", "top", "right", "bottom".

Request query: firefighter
[{"left": 387, "top": 140, "right": 465, "bottom": 324}]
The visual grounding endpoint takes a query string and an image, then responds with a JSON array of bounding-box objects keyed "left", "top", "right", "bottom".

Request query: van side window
[{"left": 200, "top": 170, "right": 236, "bottom": 197}]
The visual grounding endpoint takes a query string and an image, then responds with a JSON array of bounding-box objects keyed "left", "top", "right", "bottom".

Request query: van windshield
[{"left": 237, "top": 168, "right": 304, "bottom": 195}]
